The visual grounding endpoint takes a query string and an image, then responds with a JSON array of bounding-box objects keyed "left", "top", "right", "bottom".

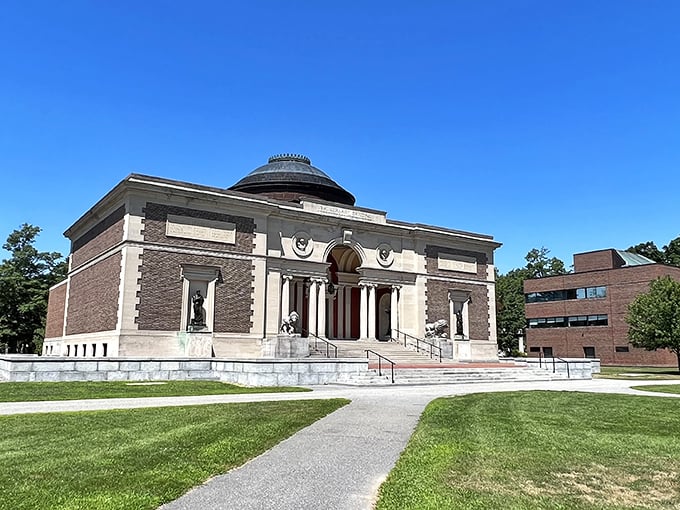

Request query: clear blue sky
[{"left": 2, "top": 1, "right": 679, "bottom": 274}]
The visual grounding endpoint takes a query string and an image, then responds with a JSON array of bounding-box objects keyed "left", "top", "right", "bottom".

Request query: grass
[
  {"left": 0, "top": 399, "right": 348, "bottom": 510},
  {"left": 376, "top": 391, "right": 680, "bottom": 510},
  {"left": 0, "top": 380, "right": 309, "bottom": 402},
  {"left": 631, "top": 384, "right": 680, "bottom": 395},
  {"left": 597, "top": 365, "right": 680, "bottom": 380}
]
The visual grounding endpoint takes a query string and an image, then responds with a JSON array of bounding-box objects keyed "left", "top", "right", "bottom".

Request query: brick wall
[
  {"left": 425, "top": 279, "right": 489, "bottom": 340},
  {"left": 45, "top": 282, "right": 67, "bottom": 338},
  {"left": 66, "top": 253, "right": 121, "bottom": 335},
  {"left": 71, "top": 206, "right": 125, "bottom": 268},
  {"left": 142, "top": 203, "right": 255, "bottom": 253},
  {"left": 573, "top": 249, "right": 622, "bottom": 272},
  {"left": 136, "top": 250, "right": 254, "bottom": 333},
  {"left": 425, "top": 245, "right": 488, "bottom": 281}
]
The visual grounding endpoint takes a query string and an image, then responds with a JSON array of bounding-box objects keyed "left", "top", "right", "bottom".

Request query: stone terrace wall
[{"left": 0, "top": 356, "right": 368, "bottom": 386}]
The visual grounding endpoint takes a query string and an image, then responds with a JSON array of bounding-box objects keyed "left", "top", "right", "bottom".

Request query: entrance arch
[{"left": 326, "top": 246, "right": 361, "bottom": 339}]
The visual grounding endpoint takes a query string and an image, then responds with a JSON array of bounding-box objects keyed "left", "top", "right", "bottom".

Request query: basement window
[
  {"left": 583, "top": 346, "right": 596, "bottom": 358},
  {"left": 615, "top": 346, "right": 630, "bottom": 353}
]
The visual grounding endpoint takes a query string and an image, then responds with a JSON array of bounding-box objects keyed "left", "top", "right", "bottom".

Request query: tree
[
  {"left": 663, "top": 236, "right": 680, "bottom": 268},
  {"left": 496, "top": 247, "right": 568, "bottom": 355},
  {"left": 0, "top": 224, "right": 67, "bottom": 354},
  {"left": 626, "top": 276, "right": 680, "bottom": 372}
]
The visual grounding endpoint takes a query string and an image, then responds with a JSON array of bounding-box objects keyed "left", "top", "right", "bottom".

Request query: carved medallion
[
  {"left": 292, "top": 231, "right": 314, "bottom": 257},
  {"left": 376, "top": 243, "right": 394, "bottom": 267}
]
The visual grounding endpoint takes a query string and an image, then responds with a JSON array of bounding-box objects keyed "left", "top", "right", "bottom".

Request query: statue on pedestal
[
  {"left": 425, "top": 319, "right": 449, "bottom": 339},
  {"left": 191, "top": 290, "right": 205, "bottom": 326}
]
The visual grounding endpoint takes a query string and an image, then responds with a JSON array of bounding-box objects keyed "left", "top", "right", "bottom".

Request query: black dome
[{"left": 228, "top": 154, "right": 355, "bottom": 206}]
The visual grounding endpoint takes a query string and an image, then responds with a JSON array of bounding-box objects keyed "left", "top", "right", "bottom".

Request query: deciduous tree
[
  {"left": 626, "top": 276, "right": 680, "bottom": 372},
  {"left": 0, "top": 224, "right": 67, "bottom": 354}
]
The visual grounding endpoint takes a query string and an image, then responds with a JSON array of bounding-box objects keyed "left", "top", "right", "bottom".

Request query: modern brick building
[
  {"left": 524, "top": 249, "right": 680, "bottom": 366},
  {"left": 44, "top": 154, "right": 501, "bottom": 360}
]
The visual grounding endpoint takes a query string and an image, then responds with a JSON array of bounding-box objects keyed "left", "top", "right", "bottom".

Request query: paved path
[{"left": 3, "top": 379, "right": 680, "bottom": 510}]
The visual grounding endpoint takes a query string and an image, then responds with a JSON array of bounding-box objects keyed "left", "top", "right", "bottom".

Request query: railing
[
  {"left": 538, "top": 352, "right": 571, "bottom": 379},
  {"left": 302, "top": 329, "right": 338, "bottom": 358},
  {"left": 365, "top": 349, "right": 395, "bottom": 383},
  {"left": 393, "top": 329, "right": 442, "bottom": 363}
]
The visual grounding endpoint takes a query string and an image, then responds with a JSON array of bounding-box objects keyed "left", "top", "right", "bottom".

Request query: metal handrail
[
  {"left": 394, "top": 329, "right": 442, "bottom": 363},
  {"left": 302, "top": 329, "right": 338, "bottom": 358},
  {"left": 538, "top": 352, "right": 571, "bottom": 378},
  {"left": 365, "top": 349, "right": 395, "bottom": 383}
]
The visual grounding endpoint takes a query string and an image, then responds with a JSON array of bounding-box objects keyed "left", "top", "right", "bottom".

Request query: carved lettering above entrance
[
  {"left": 438, "top": 253, "right": 477, "bottom": 274},
  {"left": 166, "top": 215, "right": 236, "bottom": 244}
]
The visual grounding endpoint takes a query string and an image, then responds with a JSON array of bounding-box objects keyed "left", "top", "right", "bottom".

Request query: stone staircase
[{"left": 310, "top": 338, "right": 565, "bottom": 385}]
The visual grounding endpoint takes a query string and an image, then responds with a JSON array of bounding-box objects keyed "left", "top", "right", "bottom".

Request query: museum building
[
  {"left": 524, "top": 249, "right": 680, "bottom": 366},
  {"left": 44, "top": 154, "right": 501, "bottom": 360}
]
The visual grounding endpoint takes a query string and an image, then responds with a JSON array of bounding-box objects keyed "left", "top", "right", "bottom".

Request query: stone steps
[{"left": 344, "top": 366, "right": 563, "bottom": 385}]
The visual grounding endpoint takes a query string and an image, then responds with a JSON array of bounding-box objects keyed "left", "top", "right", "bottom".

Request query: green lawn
[
  {"left": 597, "top": 366, "right": 680, "bottom": 380},
  {"left": 0, "top": 380, "right": 309, "bottom": 402},
  {"left": 0, "top": 399, "right": 348, "bottom": 510},
  {"left": 376, "top": 391, "right": 680, "bottom": 510},
  {"left": 631, "top": 384, "right": 680, "bottom": 395}
]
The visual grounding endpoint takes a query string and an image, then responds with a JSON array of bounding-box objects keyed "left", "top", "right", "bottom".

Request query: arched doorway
[{"left": 326, "top": 246, "right": 361, "bottom": 339}]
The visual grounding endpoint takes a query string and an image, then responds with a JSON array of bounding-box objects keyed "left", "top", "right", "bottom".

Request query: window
[
  {"left": 615, "top": 346, "right": 630, "bottom": 353},
  {"left": 587, "top": 315, "right": 608, "bottom": 326},
  {"left": 526, "top": 286, "right": 606, "bottom": 303},
  {"left": 543, "top": 347, "right": 553, "bottom": 357},
  {"left": 528, "top": 314, "right": 608, "bottom": 328},
  {"left": 583, "top": 346, "right": 596, "bottom": 358},
  {"left": 529, "top": 347, "right": 541, "bottom": 352},
  {"left": 568, "top": 316, "right": 588, "bottom": 327}
]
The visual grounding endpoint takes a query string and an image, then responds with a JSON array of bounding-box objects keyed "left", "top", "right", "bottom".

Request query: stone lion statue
[
  {"left": 425, "top": 319, "right": 449, "bottom": 339},
  {"left": 280, "top": 311, "right": 300, "bottom": 336}
]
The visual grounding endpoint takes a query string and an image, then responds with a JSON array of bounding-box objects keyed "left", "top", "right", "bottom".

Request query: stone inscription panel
[
  {"left": 166, "top": 215, "right": 236, "bottom": 244},
  {"left": 438, "top": 253, "right": 477, "bottom": 274}
]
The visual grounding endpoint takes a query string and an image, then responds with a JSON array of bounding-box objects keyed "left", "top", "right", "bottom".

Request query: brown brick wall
[
  {"left": 71, "top": 206, "right": 125, "bottom": 268},
  {"left": 425, "top": 279, "right": 489, "bottom": 340},
  {"left": 136, "top": 250, "right": 253, "bottom": 333},
  {"left": 525, "top": 264, "right": 680, "bottom": 366},
  {"left": 573, "top": 249, "right": 623, "bottom": 272},
  {"left": 425, "top": 245, "right": 488, "bottom": 281},
  {"left": 66, "top": 253, "right": 121, "bottom": 335},
  {"left": 45, "top": 281, "right": 67, "bottom": 338},
  {"left": 143, "top": 203, "right": 255, "bottom": 254}
]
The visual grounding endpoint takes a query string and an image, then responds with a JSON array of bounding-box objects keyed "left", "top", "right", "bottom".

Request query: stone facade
[{"left": 44, "top": 158, "right": 501, "bottom": 361}]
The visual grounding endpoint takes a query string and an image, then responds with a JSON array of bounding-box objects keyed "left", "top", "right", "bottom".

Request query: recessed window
[
  {"left": 543, "top": 347, "right": 553, "bottom": 357},
  {"left": 615, "top": 346, "right": 630, "bottom": 353},
  {"left": 583, "top": 346, "right": 596, "bottom": 358},
  {"left": 529, "top": 347, "right": 541, "bottom": 352}
]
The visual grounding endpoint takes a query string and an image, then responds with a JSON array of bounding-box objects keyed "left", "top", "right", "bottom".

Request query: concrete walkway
[{"left": 3, "top": 379, "right": 679, "bottom": 510}]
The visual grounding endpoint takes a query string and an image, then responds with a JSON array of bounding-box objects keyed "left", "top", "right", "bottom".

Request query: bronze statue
[{"left": 191, "top": 290, "right": 204, "bottom": 325}]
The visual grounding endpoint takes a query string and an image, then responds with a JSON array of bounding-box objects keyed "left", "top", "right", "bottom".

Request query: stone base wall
[
  {"left": 513, "top": 357, "right": 601, "bottom": 378},
  {"left": 0, "top": 356, "right": 368, "bottom": 385}
]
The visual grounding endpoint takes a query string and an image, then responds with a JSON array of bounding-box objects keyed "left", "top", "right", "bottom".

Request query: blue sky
[{"left": 1, "top": 1, "right": 679, "bottom": 274}]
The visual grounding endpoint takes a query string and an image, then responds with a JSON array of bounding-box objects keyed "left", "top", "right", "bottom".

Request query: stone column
[
  {"left": 359, "top": 283, "right": 368, "bottom": 339},
  {"left": 390, "top": 285, "right": 400, "bottom": 339},
  {"left": 367, "top": 284, "right": 376, "bottom": 340},
  {"left": 345, "top": 286, "right": 352, "bottom": 339},
  {"left": 281, "top": 275, "right": 292, "bottom": 322},
  {"left": 295, "top": 281, "right": 303, "bottom": 315},
  {"left": 317, "top": 279, "right": 327, "bottom": 338},
  {"left": 308, "top": 280, "right": 318, "bottom": 337},
  {"left": 337, "top": 286, "right": 345, "bottom": 338}
]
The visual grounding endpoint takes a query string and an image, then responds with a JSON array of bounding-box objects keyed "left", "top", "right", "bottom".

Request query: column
[
  {"left": 337, "top": 287, "right": 345, "bottom": 338},
  {"left": 281, "top": 275, "right": 292, "bottom": 322},
  {"left": 390, "top": 285, "right": 400, "bottom": 339},
  {"left": 367, "top": 284, "right": 376, "bottom": 340},
  {"left": 344, "top": 286, "right": 352, "bottom": 339},
  {"left": 295, "top": 281, "right": 303, "bottom": 315},
  {"left": 317, "top": 279, "right": 327, "bottom": 338},
  {"left": 359, "top": 283, "right": 368, "bottom": 339},
  {"left": 308, "top": 280, "right": 318, "bottom": 337}
]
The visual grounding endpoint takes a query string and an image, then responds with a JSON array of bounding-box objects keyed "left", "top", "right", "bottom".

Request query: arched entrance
[{"left": 326, "top": 246, "right": 361, "bottom": 339}]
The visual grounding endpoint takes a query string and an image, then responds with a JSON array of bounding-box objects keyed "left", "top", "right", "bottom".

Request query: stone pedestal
[
  {"left": 435, "top": 340, "right": 454, "bottom": 359},
  {"left": 182, "top": 332, "right": 214, "bottom": 357},
  {"left": 454, "top": 340, "right": 471, "bottom": 361},
  {"left": 261, "top": 335, "right": 309, "bottom": 358}
]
